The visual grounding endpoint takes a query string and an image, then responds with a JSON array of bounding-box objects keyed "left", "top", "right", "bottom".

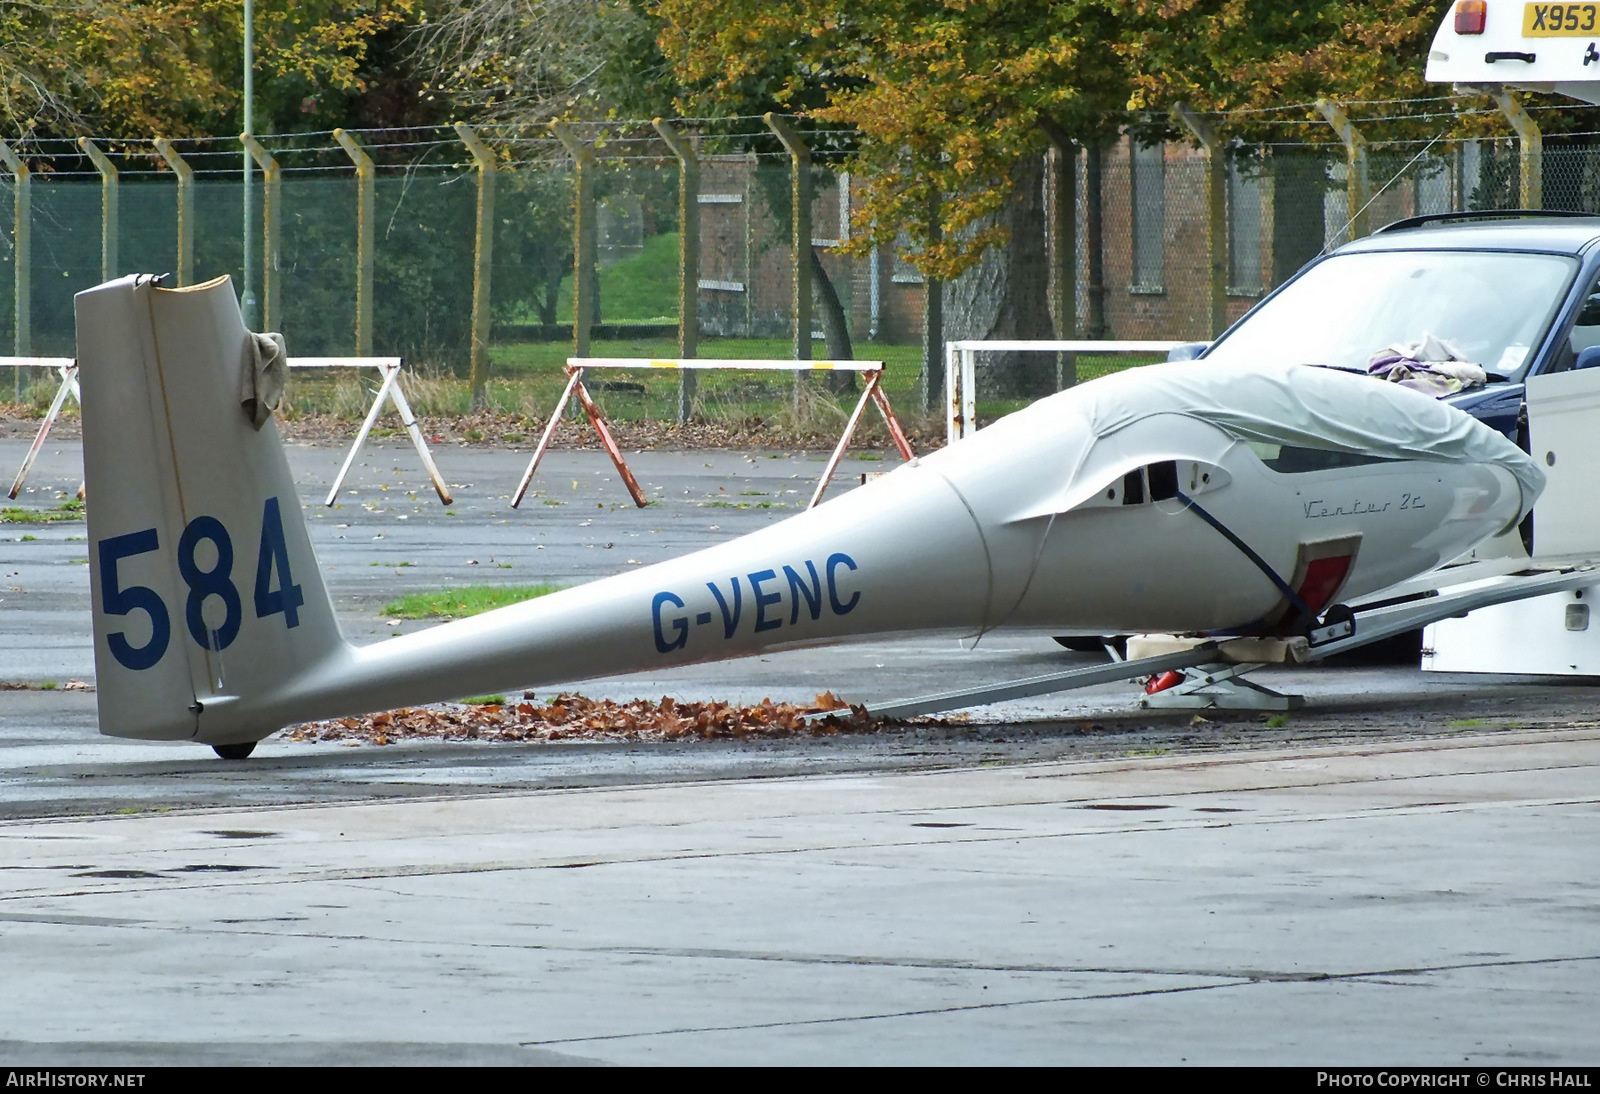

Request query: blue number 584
[{"left": 97, "top": 496, "right": 305, "bottom": 671}]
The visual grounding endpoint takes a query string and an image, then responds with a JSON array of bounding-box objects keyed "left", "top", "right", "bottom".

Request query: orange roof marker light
[{"left": 1456, "top": 0, "right": 1487, "bottom": 34}]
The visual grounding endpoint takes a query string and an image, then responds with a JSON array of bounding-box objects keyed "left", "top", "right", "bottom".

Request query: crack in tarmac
[
  {"left": 513, "top": 953, "right": 1600, "bottom": 1047},
  {"left": 7, "top": 897, "right": 1594, "bottom": 996}
]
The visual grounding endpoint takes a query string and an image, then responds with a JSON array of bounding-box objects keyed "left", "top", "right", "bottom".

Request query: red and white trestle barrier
[{"left": 511, "top": 358, "right": 915, "bottom": 510}]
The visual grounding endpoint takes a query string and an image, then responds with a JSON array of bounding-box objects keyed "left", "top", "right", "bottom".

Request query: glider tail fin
[{"left": 77, "top": 275, "right": 344, "bottom": 744}]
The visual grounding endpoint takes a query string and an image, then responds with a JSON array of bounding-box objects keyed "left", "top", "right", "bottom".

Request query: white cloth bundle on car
[{"left": 1367, "top": 333, "right": 1487, "bottom": 397}]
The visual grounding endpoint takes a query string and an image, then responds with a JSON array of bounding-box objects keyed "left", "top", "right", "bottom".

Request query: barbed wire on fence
[{"left": 0, "top": 96, "right": 1597, "bottom": 426}]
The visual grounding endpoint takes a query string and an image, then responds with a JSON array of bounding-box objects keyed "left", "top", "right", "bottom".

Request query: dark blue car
[{"left": 1187, "top": 211, "right": 1600, "bottom": 444}]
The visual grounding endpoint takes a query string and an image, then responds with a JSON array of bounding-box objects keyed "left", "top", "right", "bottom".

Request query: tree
[
  {"left": 656, "top": 0, "right": 1563, "bottom": 392},
  {"left": 417, "top": 0, "right": 867, "bottom": 376},
  {"left": 1124, "top": 0, "right": 1441, "bottom": 126},
  {"left": 0, "top": 0, "right": 423, "bottom": 139},
  {"left": 659, "top": 2, "right": 1129, "bottom": 277},
  {"left": 657, "top": 0, "right": 1134, "bottom": 394},
  {"left": 495, "top": 170, "right": 577, "bottom": 327},
  {"left": 1126, "top": 2, "right": 1469, "bottom": 292},
  {"left": 411, "top": 0, "right": 660, "bottom": 122}
]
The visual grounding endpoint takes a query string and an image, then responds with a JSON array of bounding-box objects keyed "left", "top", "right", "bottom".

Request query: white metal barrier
[
  {"left": 1, "top": 355, "right": 451, "bottom": 506},
  {"left": 513, "top": 358, "right": 916, "bottom": 510},
  {"left": 943, "top": 340, "right": 1189, "bottom": 445},
  {"left": 289, "top": 357, "right": 452, "bottom": 507},
  {"left": 2, "top": 357, "right": 79, "bottom": 499}
]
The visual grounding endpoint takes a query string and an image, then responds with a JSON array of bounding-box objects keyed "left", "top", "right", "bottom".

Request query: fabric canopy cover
[{"left": 1008, "top": 360, "right": 1545, "bottom": 524}]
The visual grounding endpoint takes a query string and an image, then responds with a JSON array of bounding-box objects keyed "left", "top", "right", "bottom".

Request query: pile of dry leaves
[{"left": 283, "top": 691, "right": 876, "bottom": 746}]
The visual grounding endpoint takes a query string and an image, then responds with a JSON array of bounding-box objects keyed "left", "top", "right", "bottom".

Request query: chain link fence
[{"left": 0, "top": 123, "right": 1593, "bottom": 432}]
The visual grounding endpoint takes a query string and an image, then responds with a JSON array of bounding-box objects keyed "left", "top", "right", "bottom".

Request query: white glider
[{"left": 76, "top": 275, "right": 1542, "bottom": 753}]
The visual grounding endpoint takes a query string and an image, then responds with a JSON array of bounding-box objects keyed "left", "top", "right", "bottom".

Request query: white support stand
[
  {"left": 512, "top": 358, "right": 915, "bottom": 510},
  {"left": 3, "top": 355, "right": 452, "bottom": 507},
  {"left": 291, "top": 357, "right": 453, "bottom": 507},
  {"left": 944, "top": 340, "right": 1188, "bottom": 445},
  {"left": 2, "top": 357, "right": 80, "bottom": 500},
  {"left": 1137, "top": 662, "right": 1300, "bottom": 711}
]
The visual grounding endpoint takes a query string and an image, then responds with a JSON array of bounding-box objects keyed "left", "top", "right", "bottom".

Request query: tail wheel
[{"left": 212, "top": 742, "right": 256, "bottom": 760}]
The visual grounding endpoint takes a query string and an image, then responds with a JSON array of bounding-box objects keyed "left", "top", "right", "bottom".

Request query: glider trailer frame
[{"left": 862, "top": 566, "right": 1596, "bottom": 720}]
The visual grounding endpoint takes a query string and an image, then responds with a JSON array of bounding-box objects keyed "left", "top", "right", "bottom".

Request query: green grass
[
  {"left": 491, "top": 334, "right": 921, "bottom": 374},
  {"left": 382, "top": 583, "right": 563, "bottom": 620},
  {"left": 458, "top": 694, "right": 507, "bottom": 706},
  {"left": 1, "top": 499, "right": 84, "bottom": 524},
  {"left": 1448, "top": 718, "right": 1486, "bottom": 727},
  {"left": 552, "top": 231, "right": 680, "bottom": 323},
  {"left": 1264, "top": 714, "right": 1288, "bottom": 728},
  {"left": 276, "top": 329, "right": 1159, "bottom": 439},
  {"left": 488, "top": 340, "right": 1155, "bottom": 431},
  {"left": 484, "top": 336, "right": 928, "bottom": 436}
]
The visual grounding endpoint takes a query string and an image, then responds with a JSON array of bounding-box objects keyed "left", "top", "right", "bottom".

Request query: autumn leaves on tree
[
  {"left": 0, "top": 0, "right": 421, "bottom": 139},
  {"left": 0, "top": 0, "right": 1469, "bottom": 361},
  {"left": 654, "top": 0, "right": 1448, "bottom": 284}
]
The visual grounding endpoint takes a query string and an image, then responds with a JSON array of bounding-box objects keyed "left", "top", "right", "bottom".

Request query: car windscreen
[{"left": 1203, "top": 249, "right": 1579, "bottom": 379}]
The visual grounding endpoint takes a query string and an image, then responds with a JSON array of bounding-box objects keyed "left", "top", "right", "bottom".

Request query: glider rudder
[{"left": 78, "top": 275, "right": 345, "bottom": 743}]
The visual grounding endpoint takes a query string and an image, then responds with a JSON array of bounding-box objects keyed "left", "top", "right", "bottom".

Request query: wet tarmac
[
  {"left": 0, "top": 727, "right": 1595, "bottom": 1065},
  {"left": 2, "top": 437, "right": 1598, "bottom": 1063}
]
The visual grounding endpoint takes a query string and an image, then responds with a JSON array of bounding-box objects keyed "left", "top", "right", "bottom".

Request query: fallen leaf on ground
[{"left": 283, "top": 692, "right": 876, "bottom": 745}]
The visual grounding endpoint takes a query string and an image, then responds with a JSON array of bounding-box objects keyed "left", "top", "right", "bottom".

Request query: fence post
[
  {"left": 1039, "top": 119, "right": 1078, "bottom": 388},
  {"left": 240, "top": 135, "right": 281, "bottom": 330},
  {"left": 1172, "top": 104, "right": 1228, "bottom": 339},
  {"left": 78, "top": 138, "right": 118, "bottom": 281},
  {"left": 653, "top": 118, "right": 699, "bottom": 423},
  {"left": 333, "top": 128, "right": 375, "bottom": 356},
  {"left": 1084, "top": 143, "right": 1107, "bottom": 338},
  {"left": 0, "top": 142, "right": 30, "bottom": 360},
  {"left": 920, "top": 192, "right": 943, "bottom": 412},
  {"left": 1315, "top": 100, "right": 1369, "bottom": 240},
  {"left": 455, "top": 123, "right": 496, "bottom": 409},
  {"left": 765, "top": 113, "right": 813, "bottom": 408},
  {"left": 551, "top": 123, "right": 596, "bottom": 364},
  {"left": 1495, "top": 90, "right": 1543, "bottom": 209},
  {"left": 152, "top": 138, "right": 194, "bottom": 286}
]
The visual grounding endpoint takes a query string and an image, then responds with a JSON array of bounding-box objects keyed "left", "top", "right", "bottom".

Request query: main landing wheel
[
  {"left": 1053, "top": 636, "right": 1128, "bottom": 659},
  {"left": 212, "top": 742, "right": 257, "bottom": 760}
]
